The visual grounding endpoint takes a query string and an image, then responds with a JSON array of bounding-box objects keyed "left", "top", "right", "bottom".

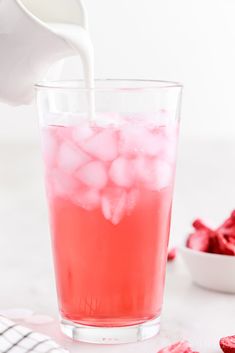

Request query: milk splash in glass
[{"left": 47, "top": 22, "right": 95, "bottom": 118}]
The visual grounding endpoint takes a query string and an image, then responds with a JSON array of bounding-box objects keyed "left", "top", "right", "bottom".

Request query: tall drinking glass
[{"left": 36, "top": 80, "right": 182, "bottom": 344}]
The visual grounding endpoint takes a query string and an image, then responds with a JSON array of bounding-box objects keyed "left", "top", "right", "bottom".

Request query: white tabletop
[{"left": 0, "top": 138, "right": 235, "bottom": 353}]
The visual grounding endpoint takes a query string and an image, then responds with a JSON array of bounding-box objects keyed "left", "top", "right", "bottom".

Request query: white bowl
[{"left": 179, "top": 246, "right": 235, "bottom": 293}]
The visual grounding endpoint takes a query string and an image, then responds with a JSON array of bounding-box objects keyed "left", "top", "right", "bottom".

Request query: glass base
[{"left": 60, "top": 317, "right": 160, "bottom": 344}]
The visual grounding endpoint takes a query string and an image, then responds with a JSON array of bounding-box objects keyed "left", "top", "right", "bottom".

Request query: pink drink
[{"left": 42, "top": 114, "right": 178, "bottom": 327}]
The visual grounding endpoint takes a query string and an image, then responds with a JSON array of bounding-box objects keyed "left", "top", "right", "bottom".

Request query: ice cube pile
[{"left": 42, "top": 115, "right": 178, "bottom": 225}]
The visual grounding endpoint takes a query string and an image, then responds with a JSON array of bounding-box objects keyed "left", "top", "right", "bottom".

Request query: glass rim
[{"left": 35, "top": 79, "right": 183, "bottom": 91}]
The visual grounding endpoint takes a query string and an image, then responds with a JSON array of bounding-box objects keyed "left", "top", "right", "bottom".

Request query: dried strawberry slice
[
  {"left": 219, "top": 226, "right": 235, "bottom": 237},
  {"left": 192, "top": 219, "right": 211, "bottom": 232},
  {"left": 231, "top": 210, "right": 235, "bottom": 220},
  {"left": 168, "top": 248, "right": 177, "bottom": 261},
  {"left": 220, "top": 335, "right": 235, "bottom": 353},
  {"left": 209, "top": 235, "right": 220, "bottom": 254},
  {"left": 215, "top": 210, "right": 235, "bottom": 254},
  {"left": 218, "top": 221, "right": 235, "bottom": 235},
  {"left": 188, "top": 211, "right": 235, "bottom": 255},
  {"left": 186, "top": 230, "right": 210, "bottom": 252},
  {"left": 157, "top": 341, "right": 198, "bottom": 353},
  {"left": 218, "top": 211, "right": 235, "bottom": 232},
  {"left": 212, "top": 232, "right": 235, "bottom": 256},
  {"left": 226, "top": 235, "right": 235, "bottom": 245},
  {"left": 158, "top": 341, "right": 191, "bottom": 353},
  {"left": 220, "top": 218, "right": 234, "bottom": 229}
]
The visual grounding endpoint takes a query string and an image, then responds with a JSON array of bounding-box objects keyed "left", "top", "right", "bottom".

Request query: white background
[{"left": 1, "top": 0, "right": 235, "bottom": 141}]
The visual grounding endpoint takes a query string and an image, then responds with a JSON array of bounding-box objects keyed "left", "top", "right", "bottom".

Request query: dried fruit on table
[
  {"left": 167, "top": 247, "right": 177, "bottom": 261},
  {"left": 157, "top": 340, "right": 199, "bottom": 353},
  {"left": 220, "top": 335, "right": 235, "bottom": 353},
  {"left": 186, "top": 230, "right": 210, "bottom": 252},
  {"left": 192, "top": 219, "right": 211, "bottom": 232}
]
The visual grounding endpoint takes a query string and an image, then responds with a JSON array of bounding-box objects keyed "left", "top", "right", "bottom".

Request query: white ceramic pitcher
[{"left": 0, "top": 0, "right": 88, "bottom": 105}]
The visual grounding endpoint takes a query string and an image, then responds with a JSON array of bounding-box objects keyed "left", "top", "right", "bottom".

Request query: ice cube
[
  {"left": 72, "top": 188, "right": 100, "bottom": 210},
  {"left": 161, "top": 142, "right": 176, "bottom": 164},
  {"left": 133, "top": 157, "right": 153, "bottom": 184},
  {"left": 109, "top": 157, "right": 135, "bottom": 187},
  {"left": 49, "top": 169, "right": 78, "bottom": 198},
  {"left": 95, "top": 112, "right": 121, "bottom": 127},
  {"left": 119, "top": 125, "right": 143, "bottom": 156},
  {"left": 141, "top": 130, "right": 165, "bottom": 156},
  {"left": 148, "top": 159, "right": 172, "bottom": 190},
  {"left": 76, "top": 161, "right": 108, "bottom": 189},
  {"left": 42, "top": 128, "right": 58, "bottom": 167},
  {"left": 161, "top": 123, "right": 178, "bottom": 141},
  {"left": 126, "top": 188, "right": 140, "bottom": 214},
  {"left": 72, "top": 124, "right": 94, "bottom": 145},
  {"left": 159, "top": 125, "right": 178, "bottom": 164},
  {"left": 101, "top": 195, "right": 112, "bottom": 221},
  {"left": 57, "top": 142, "right": 91, "bottom": 172},
  {"left": 119, "top": 124, "right": 165, "bottom": 157},
  {"left": 82, "top": 129, "right": 118, "bottom": 161},
  {"left": 56, "top": 125, "right": 73, "bottom": 141},
  {"left": 101, "top": 188, "right": 127, "bottom": 225},
  {"left": 134, "top": 157, "right": 172, "bottom": 190}
]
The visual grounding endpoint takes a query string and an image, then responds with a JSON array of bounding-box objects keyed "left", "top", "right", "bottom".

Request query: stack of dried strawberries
[
  {"left": 186, "top": 210, "right": 235, "bottom": 255},
  {"left": 164, "top": 211, "right": 235, "bottom": 353}
]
